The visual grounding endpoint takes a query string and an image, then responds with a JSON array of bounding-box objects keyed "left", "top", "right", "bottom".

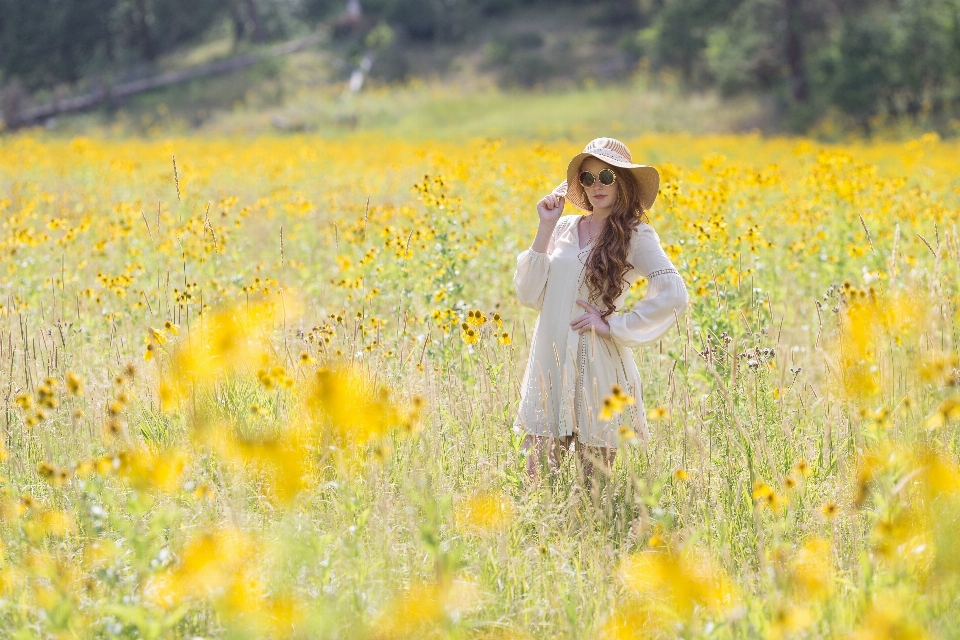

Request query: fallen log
[{"left": 4, "top": 34, "right": 322, "bottom": 130}]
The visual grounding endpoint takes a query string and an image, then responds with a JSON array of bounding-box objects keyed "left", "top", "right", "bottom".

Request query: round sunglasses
[{"left": 579, "top": 168, "right": 617, "bottom": 188}]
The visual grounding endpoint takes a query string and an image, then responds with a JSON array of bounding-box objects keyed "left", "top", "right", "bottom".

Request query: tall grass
[{"left": 0, "top": 130, "right": 959, "bottom": 637}]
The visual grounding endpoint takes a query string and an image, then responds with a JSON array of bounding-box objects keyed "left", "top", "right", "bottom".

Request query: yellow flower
[
  {"left": 38, "top": 509, "right": 76, "bottom": 537},
  {"left": 371, "top": 582, "right": 446, "bottom": 637},
  {"left": 158, "top": 380, "right": 180, "bottom": 412},
  {"left": 599, "top": 397, "right": 617, "bottom": 421},
  {"left": 193, "top": 483, "right": 213, "bottom": 500},
  {"left": 36, "top": 385, "right": 58, "bottom": 409},
  {"left": 850, "top": 597, "right": 927, "bottom": 640},
  {"left": 763, "top": 491, "right": 789, "bottom": 512},
  {"left": 611, "top": 384, "right": 636, "bottom": 405},
  {"left": 916, "top": 446, "right": 960, "bottom": 496},
  {"left": 455, "top": 492, "right": 514, "bottom": 532},
  {"left": 65, "top": 371, "right": 83, "bottom": 396},
  {"left": 647, "top": 406, "right": 669, "bottom": 421},
  {"left": 618, "top": 546, "right": 739, "bottom": 620},
  {"left": 769, "top": 605, "right": 814, "bottom": 639},
  {"left": 37, "top": 461, "right": 57, "bottom": 483},
  {"left": 617, "top": 425, "right": 639, "bottom": 445},
  {"left": 466, "top": 309, "right": 485, "bottom": 327},
  {"left": 752, "top": 481, "right": 773, "bottom": 501},
  {"left": 788, "top": 538, "right": 834, "bottom": 600},
  {"left": 148, "top": 326, "right": 167, "bottom": 345},
  {"left": 107, "top": 447, "right": 186, "bottom": 493},
  {"left": 304, "top": 365, "right": 407, "bottom": 450},
  {"left": 147, "top": 526, "right": 260, "bottom": 607},
  {"left": 600, "top": 384, "right": 635, "bottom": 422},
  {"left": 923, "top": 395, "right": 960, "bottom": 429},
  {"left": 821, "top": 501, "right": 839, "bottom": 519},
  {"left": 74, "top": 460, "right": 94, "bottom": 477},
  {"left": 95, "top": 456, "right": 117, "bottom": 475}
]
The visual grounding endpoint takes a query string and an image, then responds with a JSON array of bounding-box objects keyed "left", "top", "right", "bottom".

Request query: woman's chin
[{"left": 589, "top": 201, "right": 614, "bottom": 214}]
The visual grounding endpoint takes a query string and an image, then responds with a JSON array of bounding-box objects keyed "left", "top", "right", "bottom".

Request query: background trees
[
  {"left": 1, "top": 0, "right": 958, "bottom": 131},
  {"left": 638, "top": 0, "right": 960, "bottom": 128}
]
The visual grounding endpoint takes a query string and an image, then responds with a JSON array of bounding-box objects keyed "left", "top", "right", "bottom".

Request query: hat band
[{"left": 587, "top": 147, "right": 632, "bottom": 164}]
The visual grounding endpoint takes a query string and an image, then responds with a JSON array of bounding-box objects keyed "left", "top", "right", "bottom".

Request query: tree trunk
[
  {"left": 229, "top": 1, "right": 247, "bottom": 48},
  {"left": 784, "top": 0, "right": 809, "bottom": 103},
  {"left": 243, "top": 0, "right": 266, "bottom": 43},
  {"left": 135, "top": 0, "right": 158, "bottom": 61},
  {"left": 8, "top": 35, "right": 321, "bottom": 129}
]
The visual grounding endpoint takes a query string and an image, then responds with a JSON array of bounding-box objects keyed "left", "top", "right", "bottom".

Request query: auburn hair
[{"left": 581, "top": 165, "right": 648, "bottom": 319}]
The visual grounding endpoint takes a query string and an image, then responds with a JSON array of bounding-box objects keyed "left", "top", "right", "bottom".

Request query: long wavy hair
[{"left": 581, "top": 165, "right": 648, "bottom": 319}]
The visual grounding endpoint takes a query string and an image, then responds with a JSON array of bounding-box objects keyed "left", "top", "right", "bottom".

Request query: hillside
[
  {"left": 3, "top": 4, "right": 776, "bottom": 139},
  {"left": 4, "top": 0, "right": 959, "bottom": 139}
]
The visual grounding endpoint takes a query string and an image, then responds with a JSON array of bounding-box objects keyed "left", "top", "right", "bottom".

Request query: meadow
[{"left": 1, "top": 127, "right": 960, "bottom": 638}]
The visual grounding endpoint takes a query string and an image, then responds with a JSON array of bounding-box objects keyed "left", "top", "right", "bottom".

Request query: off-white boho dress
[{"left": 513, "top": 214, "right": 689, "bottom": 448}]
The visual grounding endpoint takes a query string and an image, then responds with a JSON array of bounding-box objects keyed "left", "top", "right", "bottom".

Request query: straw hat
[{"left": 553, "top": 138, "right": 660, "bottom": 212}]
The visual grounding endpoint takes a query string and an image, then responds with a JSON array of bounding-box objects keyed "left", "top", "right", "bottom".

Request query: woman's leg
[
  {"left": 578, "top": 444, "right": 617, "bottom": 488},
  {"left": 522, "top": 433, "right": 575, "bottom": 478}
]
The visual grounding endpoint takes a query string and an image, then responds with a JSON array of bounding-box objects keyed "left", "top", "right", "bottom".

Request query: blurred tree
[
  {"left": 658, "top": 0, "right": 960, "bottom": 129},
  {"left": 784, "top": 0, "right": 809, "bottom": 102},
  {"left": 816, "top": 11, "right": 896, "bottom": 127},
  {"left": 113, "top": 0, "right": 224, "bottom": 62},
  {"left": 812, "top": 0, "right": 960, "bottom": 129},
  {"left": 0, "top": 0, "right": 308, "bottom": 92},
  {"left": 1, "top": 0, "right": 958, "bottom": 131},
  {"left": 0, "top": 0, "right": 116, "bottom": 89},
  {"left": 300, "top": 0, "right": 349, "bottom": 21},
  {"left": 703, "top": 0, "right": 828, "bottom": 100},
  {"left": 636, "top": 0, "right": 743, "bottom": 84}
]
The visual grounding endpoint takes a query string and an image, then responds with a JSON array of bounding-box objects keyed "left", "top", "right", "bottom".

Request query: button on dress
[{"left": 512, "top": 215, "right": 689, "bottom": 448}]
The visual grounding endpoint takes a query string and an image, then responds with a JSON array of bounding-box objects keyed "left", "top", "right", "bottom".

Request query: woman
[{"left": 513, "top": 137, "right": 689, "bottom": 482}]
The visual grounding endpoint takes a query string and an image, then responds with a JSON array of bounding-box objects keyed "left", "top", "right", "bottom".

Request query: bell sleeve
[
  {"left": 513, "top": 217, "right": 567, "bottom": 311},
  {"left": 606, "top": 225, "right": 689, "bottom": 349}
]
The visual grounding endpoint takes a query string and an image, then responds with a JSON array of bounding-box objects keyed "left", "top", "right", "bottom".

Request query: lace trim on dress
[
  {"left": 645, "top": 267, "right": 680, "bottom": 279},
  {"left": 576, "top": 333, "right": 586, "bottom": 440}
]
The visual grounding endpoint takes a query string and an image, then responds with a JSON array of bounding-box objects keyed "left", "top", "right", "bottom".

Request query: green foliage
[
  {"left": 0, "top": 0, "right": 116, "bottom": 87},
  {"left": 812, "top": 0, "right": 960, "bottom": 127},
  {"left": 3, "top": 0, "right": 960, "bottom": 132},
  {"left": 636, "top": 0, "right": 742, "bottom": 83},
  {"left": 638, "top": 0, "right": 960, "bottom": 130},
  {"left": 483, "top": 31, "right": 560, "bottom": 88},
  {"left": 0, "top": 0, "right": 290, "bottom": 91},
  {"left": 704, "top": 0, "right": 789, "bottom": 96},
  {"left": 357, "top": 0, "right": 493, "bottom": 42}
]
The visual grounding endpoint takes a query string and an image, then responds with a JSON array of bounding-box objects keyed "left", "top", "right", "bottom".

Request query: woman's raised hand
[{"left": 536, "top": 192, "right": 565, "bottom": 224}]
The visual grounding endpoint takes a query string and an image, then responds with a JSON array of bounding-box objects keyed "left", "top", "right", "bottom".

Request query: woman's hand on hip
[
  {"left": 536, "top": 192, "right": 564, "bottom": 224},
  {"left": 571, "top": 300, "right": 611, "bottom": 338}
]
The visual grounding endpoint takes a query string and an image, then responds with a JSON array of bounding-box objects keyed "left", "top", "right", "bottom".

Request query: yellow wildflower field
[{"left": 1, "top": 130, "right": 959, "bottom": 638}]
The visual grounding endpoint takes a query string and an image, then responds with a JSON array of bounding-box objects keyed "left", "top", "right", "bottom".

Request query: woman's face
[{"left": 579, "top": 156, "right": 618, "bottom": 214}]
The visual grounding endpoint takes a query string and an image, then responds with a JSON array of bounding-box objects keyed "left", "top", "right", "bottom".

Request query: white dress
[{"left": 512, "top": 215, "right": 689, "bottom": 448}]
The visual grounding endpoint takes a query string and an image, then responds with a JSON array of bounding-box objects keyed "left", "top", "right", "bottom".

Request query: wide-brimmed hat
[{"left": 553, "top": 138, "right": 660, "bottom": 212}]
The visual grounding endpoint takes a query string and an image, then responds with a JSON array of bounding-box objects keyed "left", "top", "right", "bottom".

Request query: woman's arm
[
  {"left": 529, "top": 219, "right": 558, "bottom": 254},
  {"left": 514, "top": 193, "right": 566, "bottom": 311},
  {"left": 606, "top": 225, "right": 689, "bottom": 348},
  {"left": 530, "top": 192, "right": 564, "bottom": 252},
  {"left": 514, "top": 220, "right": 566, "bottom": 311}
]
